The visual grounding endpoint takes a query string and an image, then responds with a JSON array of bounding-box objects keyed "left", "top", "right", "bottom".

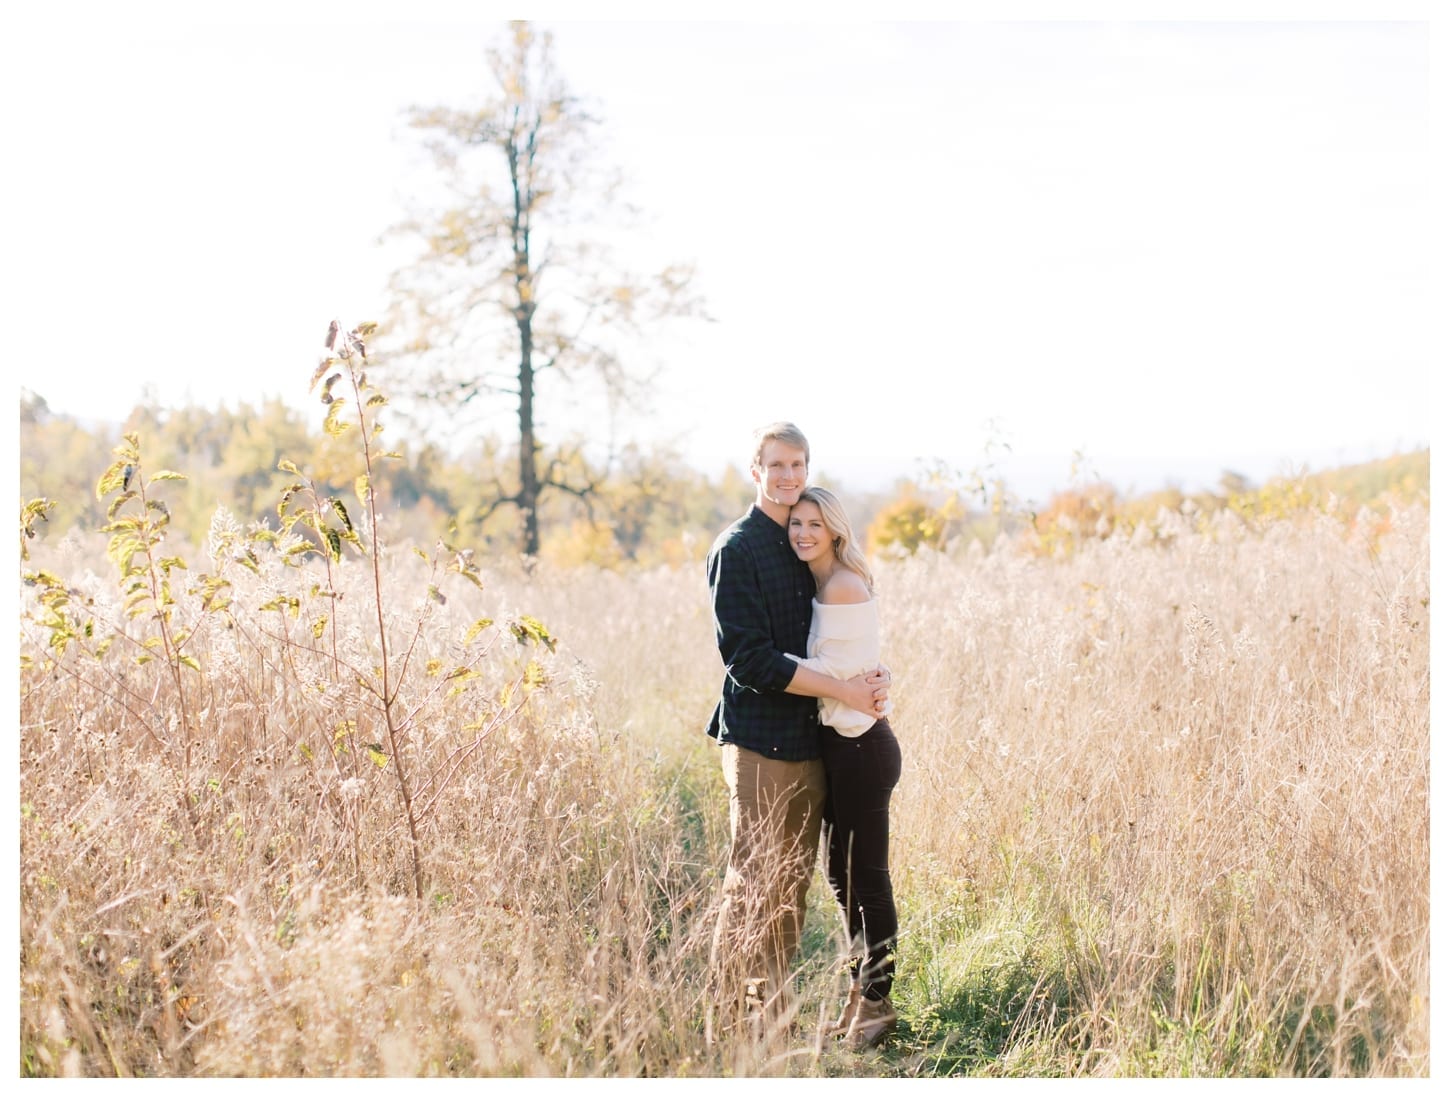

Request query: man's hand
[
  {"left": 867, "top": 665, "right": 891, "bottom": 711},
  {"left": 784, "top": 662, "right": 891, "bottom": 717},
  {"left": 842, "top": 667, "right": 890, "bottom": 718}
]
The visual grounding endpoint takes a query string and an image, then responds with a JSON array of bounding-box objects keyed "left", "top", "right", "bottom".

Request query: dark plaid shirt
[{"left": 704, "top": 505, "right": 820, "bottom": 761}]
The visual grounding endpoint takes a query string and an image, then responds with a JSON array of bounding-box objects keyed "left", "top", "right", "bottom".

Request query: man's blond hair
[{"left": 751, "top": 421, "right": 810, "bottom": 470}]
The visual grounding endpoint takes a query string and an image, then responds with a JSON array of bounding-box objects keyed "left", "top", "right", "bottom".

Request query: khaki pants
[{"left": 708, "top": 743, "right": 826, "bottom": 1028}]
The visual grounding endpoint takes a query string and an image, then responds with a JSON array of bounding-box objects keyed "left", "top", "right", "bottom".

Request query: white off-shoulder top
[{"left": 789, "top": 597, "right": 892, "bottom": 737}]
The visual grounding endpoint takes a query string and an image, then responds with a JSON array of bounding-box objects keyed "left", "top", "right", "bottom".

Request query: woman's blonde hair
[{"left": 797, "top": 485, "right": 874, "bottom": 594}]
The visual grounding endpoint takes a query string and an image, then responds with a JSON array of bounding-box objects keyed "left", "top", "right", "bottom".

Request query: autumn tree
[
  {"left": 18, "top": 390, "right": 116, "bottom": 536},
  {"left": 389, "top": 21, "right": 703, "bottom": 557}
]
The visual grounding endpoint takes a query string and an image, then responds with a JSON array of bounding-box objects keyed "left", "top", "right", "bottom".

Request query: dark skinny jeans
[{"left": 820, "top": 717, "right": 901, "bottom": 1002}]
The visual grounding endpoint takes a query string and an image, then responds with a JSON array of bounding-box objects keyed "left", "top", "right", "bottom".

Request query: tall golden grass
[{"left": 19, "top": 495, "right": 1428, "bottom": 1077}]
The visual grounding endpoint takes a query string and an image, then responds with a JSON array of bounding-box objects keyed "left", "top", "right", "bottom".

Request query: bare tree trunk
[
  {"left": 518, "top": 316, "right": 539, "bottom": 557},
  {"left": 509, "top": 128, "right": 541, "bottom": 558}
]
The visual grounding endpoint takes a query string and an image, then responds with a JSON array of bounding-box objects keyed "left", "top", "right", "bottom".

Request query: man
[{"left": 704, "top": 421, "right": 888, "bottom": 1040}]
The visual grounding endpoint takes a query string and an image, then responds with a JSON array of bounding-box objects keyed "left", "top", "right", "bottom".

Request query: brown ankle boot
[{"left": 845, "top": 994, "right": 896, "bottom": 1050}]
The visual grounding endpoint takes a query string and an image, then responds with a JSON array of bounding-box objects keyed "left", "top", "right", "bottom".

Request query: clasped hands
[{"left": 848, "top": 665, "right": 891, "bottom": 717}]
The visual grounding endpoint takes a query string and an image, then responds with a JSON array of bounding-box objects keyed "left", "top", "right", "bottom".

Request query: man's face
[{"left": 753, "top": 440, "right": 808, "bottom": 509}]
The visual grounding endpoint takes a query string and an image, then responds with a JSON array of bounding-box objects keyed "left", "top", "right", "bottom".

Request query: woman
[{"left": 787, "top": 486, "right": 902, "bottom": 1050}]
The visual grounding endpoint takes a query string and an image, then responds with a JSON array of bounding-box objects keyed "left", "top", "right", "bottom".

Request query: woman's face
[{"left": 788, "top": 500, "right": 831, "bottom": 564}]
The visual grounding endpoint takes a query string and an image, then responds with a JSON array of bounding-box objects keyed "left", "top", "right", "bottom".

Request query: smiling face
[
  {"left": 788, "top": 499, "right": 832, "bottom": 566},
  {"left": 752, "top": 439, "right": 808, "bottom": 520}
]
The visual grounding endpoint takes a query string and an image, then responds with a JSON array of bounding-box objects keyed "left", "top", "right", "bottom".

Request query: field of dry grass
[{"left": 18, "top": 495, "right": 1429, "bottom": 1077}]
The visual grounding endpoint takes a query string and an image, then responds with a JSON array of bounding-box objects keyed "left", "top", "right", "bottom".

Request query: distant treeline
[{"left": 18, "top": 390, "right": 1428, "bottom": 567}]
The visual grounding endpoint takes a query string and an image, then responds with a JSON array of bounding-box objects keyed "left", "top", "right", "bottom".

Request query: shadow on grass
[
  {"left": 1279, "top": 998, "right": 1388, "bottom": 1077},
  {"left": 889, "top": 952, "right": 1074, "bottom": 1077}
]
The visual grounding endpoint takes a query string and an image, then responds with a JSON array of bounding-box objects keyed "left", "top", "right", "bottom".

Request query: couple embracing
[{"left": 704, "top": 421, "right": 901, "bottom": 1050}]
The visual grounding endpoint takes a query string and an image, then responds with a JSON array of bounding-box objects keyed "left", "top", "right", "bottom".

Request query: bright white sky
[{"left": 3, "top": 0, "right": 1440, "bottom": 500}]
